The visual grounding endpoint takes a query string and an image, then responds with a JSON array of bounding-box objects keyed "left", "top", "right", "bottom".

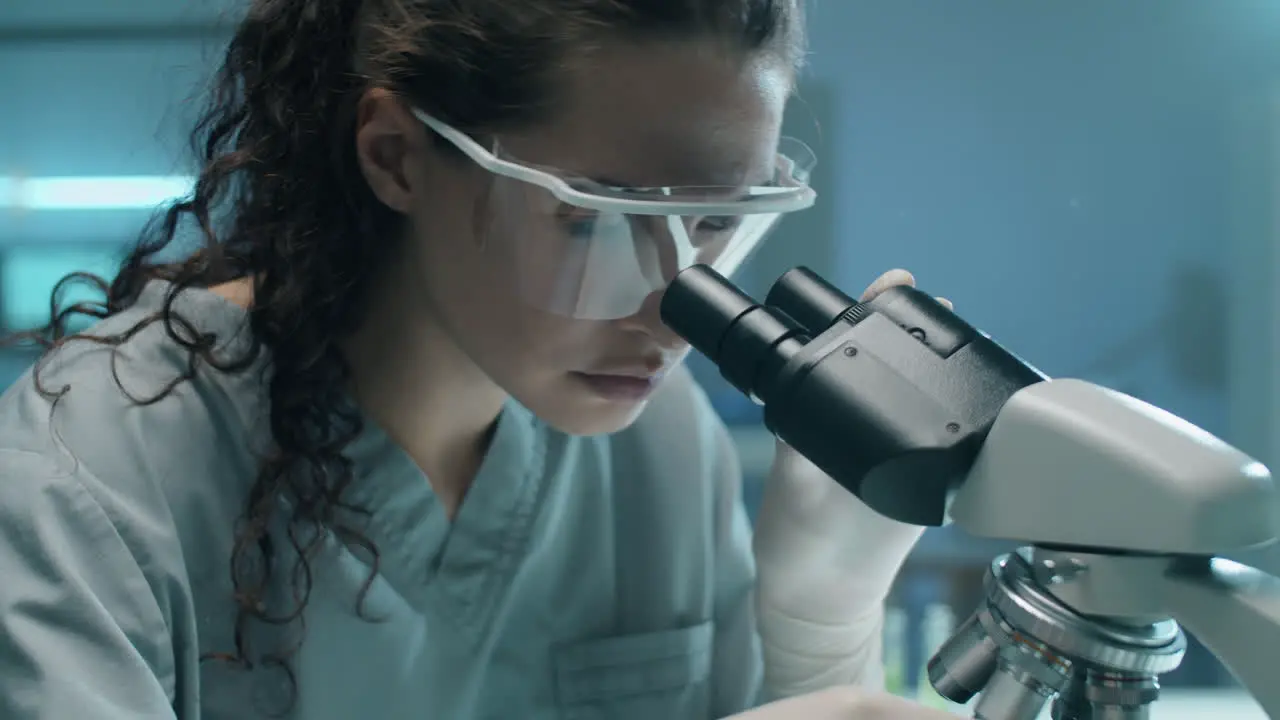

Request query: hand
[
  {"left": 724, "top": 686, "right": 963, "bottom": 720},
  {"left": 755, "top": 269, "right": 945, "bottom": 619},
  {"left": 753, "top": 269, "right": 950, "bottom": 696}
]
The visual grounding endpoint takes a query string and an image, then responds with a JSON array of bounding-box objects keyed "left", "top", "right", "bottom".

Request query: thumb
[{"left": 859, "top": 269, "right": 915, "bottom": 302}]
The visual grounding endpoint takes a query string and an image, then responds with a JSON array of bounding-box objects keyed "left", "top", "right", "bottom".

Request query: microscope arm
[{"left": 1162, "top": 559, "right": 1280, "bottom": 719}]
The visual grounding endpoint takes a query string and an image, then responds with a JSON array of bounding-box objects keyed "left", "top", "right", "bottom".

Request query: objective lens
[
  {"left": 928, "top": 611, "right": 1000, "bottom": 703},
  {"left": 1080, "top": 673, "right": 1160, "bottom": 720},
  {"left": 973, "top": 642, "right": 1072, "bottom": 720},
  {"left": 973, "top": 660, "right": 1057, "bottom": 720},
  {"left": 1050, "top": 674, "right": 1088, "bottom": 720}
]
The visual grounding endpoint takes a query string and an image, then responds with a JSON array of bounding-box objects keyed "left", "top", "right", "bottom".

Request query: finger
[
  {"left": 859, "top": 268, "right": 915, "bottom": 302},
  {"left": 934, "top": 296, "right": 953, "bottom": 310}
]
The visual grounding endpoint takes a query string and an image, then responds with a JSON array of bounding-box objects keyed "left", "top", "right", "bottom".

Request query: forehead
[{"left": 503, "top": 40, "right": 793, "bottom": 188}]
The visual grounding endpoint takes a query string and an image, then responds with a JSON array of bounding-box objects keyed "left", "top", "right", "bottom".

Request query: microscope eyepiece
[
  {"left": 658, "top": 264, "right": 753, "bottom": 365},
  {"left": 660, "top": 265, "right": 808, "bottom": 399},
  {"left": 765, "top": 266, "right": 860, "bottom": 334}
]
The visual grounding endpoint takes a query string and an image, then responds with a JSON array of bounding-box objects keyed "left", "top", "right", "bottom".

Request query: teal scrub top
[{"left": 0, "top": 281, "right": 763, "bottom": 719}]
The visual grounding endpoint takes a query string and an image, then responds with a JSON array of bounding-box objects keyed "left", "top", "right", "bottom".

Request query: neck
[{"left": 340, "top": 262, "right": 506, "bottom": 518}]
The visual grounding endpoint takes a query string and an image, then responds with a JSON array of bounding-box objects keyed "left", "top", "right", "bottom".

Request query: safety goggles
[{"left": 412, "top": 108, "right": 817, "bottom": 320}]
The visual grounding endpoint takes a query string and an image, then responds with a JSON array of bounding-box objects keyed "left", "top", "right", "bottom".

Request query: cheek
[
  {"left": 408, "top": 175, "right": 556, "bottom": 306},
  {"left": 402, "top": 181, "right": 620, "bottom": 387},
  {"left": 409, "top": 179, "right": 487, "bottom": 277},
  {"left": 408, "top": 222, "right": 593, "bottom": 378},
  {"left": 469, "top": 304, "right": 584, "bottom": 370}
]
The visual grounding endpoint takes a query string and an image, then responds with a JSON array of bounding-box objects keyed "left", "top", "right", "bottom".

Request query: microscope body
[
  {"left": 660, "top": 265, "right": 1280, "bottom": 720},
  {"left": 953, "top": 378, "right": 1275, "bottom": 555}
]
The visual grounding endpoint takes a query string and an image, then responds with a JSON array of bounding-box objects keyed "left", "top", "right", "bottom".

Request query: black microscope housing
[{"left": 659, "top": 265, "right": 1046, "bottom": 526}]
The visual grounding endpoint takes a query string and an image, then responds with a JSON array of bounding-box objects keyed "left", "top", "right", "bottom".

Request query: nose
[{"left": 616, "top": 287, "right": 689, "bottom": 353}]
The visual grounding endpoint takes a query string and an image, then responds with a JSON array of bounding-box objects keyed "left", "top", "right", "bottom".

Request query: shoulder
[
  {"left": 0, "top": 288, "right": 263, "bottom": 570},
  {"left": 0, "top": 295, "right": 263, "bottom": 681},
  {"left": 1, "top": 305, "right": 261, "bottom": 470}
]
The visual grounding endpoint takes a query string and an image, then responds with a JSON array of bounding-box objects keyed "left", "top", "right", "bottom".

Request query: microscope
[{"left": 660, "top": 265, "right": 1280, "bottom": 720}]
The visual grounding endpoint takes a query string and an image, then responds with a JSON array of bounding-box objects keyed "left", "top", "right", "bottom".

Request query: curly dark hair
[{"left": 4, "top": 0, "right": 804, "bottom": 705}]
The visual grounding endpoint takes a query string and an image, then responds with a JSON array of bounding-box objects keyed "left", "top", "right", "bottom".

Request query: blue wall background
[{"left": 804, "top": 0, "right": 1277, "bottom": 441}]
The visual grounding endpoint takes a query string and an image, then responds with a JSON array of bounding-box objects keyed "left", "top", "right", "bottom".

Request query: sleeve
[
  {"left": 705, "top": 417, "right": 768, "bottom": 717},
  {"left": 0, "top": 450, "right": 179, "bottom": 719}
]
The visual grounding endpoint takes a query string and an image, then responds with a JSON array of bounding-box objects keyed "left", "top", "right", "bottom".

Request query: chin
[{"left": 528, "top": 393, "right": 652, "bottom": 437}]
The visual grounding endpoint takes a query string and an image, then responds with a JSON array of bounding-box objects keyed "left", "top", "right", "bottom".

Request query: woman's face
[{"left": 399, "top": 41, "right": 792, "bottom": 435}]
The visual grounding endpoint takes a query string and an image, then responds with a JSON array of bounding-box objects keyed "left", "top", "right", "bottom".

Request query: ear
[{"left": 354, "top": 88, "right": 428, "bottom": 214}]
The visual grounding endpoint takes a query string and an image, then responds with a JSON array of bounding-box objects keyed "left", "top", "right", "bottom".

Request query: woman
[{"left": 0, "top": 0, "right": 951, "bottom": 718}]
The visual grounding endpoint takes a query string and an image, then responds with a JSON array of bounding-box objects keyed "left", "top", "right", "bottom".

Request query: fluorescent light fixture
[{"left": 0, "top": 175, "right": 194, "bottom": 211}]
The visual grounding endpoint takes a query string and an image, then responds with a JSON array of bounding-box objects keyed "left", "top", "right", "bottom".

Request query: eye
[
  {"left": 557, "top": 206, "right": 601, "bottom": 239},
  {"left": 696, "top": 216, "right": 740, "bottom": 234},
  {"left": 566, "top": 217, "right": 598, "bottom": 238}
]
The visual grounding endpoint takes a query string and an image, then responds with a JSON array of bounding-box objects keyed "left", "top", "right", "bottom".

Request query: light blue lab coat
[{"left": 0, "top": 282, "right": 763, "bottom": 719}]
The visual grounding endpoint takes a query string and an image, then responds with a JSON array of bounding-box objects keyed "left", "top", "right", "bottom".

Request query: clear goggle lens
[{"left": 415, "top": 109, "right": 817, "bottom": 320}]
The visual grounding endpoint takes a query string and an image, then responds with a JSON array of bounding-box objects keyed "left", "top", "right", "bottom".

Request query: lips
[{"left": 571, "top": 371, "right": 662, "bottom": 401}]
